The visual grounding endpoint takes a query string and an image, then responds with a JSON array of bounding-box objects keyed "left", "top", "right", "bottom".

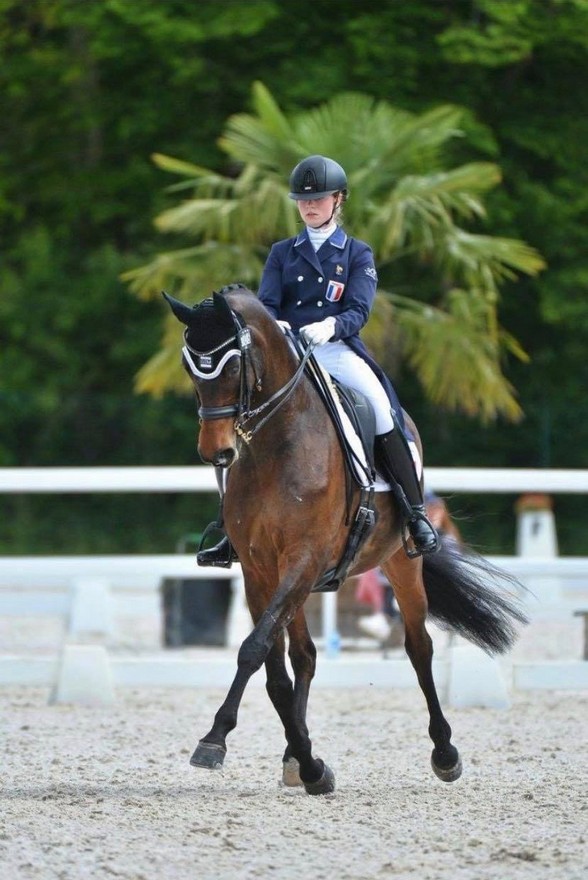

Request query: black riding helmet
[{"left": 289, "top": 155, "right": 348, "bottom": 201}]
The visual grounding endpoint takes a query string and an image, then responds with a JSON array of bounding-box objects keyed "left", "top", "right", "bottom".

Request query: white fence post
[
  {"left": 446, "top": 642, "right": 510, "bottom": 709},
  {"left": 516, "top": 493, "right": 559, "bottom": 557},
  {"left": 226, "top": 569, "right": 252, "bottom": 648},
  {"left": 69, "top": 577, "right": 114, "bottom": 637},
  {"left": 515, "top": 493, "right": 562, "bottom": 609},
  {"left": 50, "top": 644, "right": 115, "bottom": 705}
]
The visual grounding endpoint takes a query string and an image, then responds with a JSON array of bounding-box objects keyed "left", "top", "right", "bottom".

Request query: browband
[{"left": 182, "top": 345, "right": 241, "bottom": 380}]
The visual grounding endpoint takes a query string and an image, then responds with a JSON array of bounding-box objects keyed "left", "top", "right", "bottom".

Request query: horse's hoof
[
  {"left": 190, "top": 740, "right": 226, "bottom": 770},
  {"left": 431, "top": 751, "right": 462, "bottom": 782},
  {"left": 282, "top": 756, "right": 303, "bottom": 787},
  {"left": 304, "top": 763, "right": 335, "bottom": 796}
]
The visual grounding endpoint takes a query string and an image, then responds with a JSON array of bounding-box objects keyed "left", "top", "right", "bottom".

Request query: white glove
[
  {"left": 276, "top": 319, "right": 291, "bottom": 333},
  {"left": 300, "top": 317, "right": 336, "bottom": 346}
]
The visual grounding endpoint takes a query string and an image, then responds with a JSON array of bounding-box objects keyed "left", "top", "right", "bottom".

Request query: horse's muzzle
[
  {"left": 213, "top": 447, "right": 237, "bottom": 468},
  {"left": 198, "top": 445, "right": 237, "bottom": 468},
  {"left": 198, "top": 417, "right": 239, "bottom": 467}
]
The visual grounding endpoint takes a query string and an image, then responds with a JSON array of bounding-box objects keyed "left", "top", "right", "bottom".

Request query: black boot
[{"left": 376, "top": 428, "right": 439, "bottom": 557}]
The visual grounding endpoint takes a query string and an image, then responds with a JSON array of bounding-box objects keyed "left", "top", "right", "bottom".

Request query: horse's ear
[
  {"left": 212, "top": 290, "right": 236, "bottom": 322},
  {"left": 162, "top": 291, "right": 194, "bottom": 326}
]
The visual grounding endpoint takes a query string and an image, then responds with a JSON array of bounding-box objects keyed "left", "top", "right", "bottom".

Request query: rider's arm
[{"left": 257, "top": 243, "right": 283, "bottom": 319}]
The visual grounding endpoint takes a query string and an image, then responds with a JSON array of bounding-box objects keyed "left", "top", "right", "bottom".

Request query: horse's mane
[{"left": 219, "top": 283, "right": 277, "bottom": 332}]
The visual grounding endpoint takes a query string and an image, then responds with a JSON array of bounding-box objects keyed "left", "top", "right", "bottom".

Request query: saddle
[{"left": 333, "top": 381, "right": 377, "bottom": 476}]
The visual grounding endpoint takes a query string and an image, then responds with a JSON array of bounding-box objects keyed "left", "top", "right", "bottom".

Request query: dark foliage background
[{"left": 1, "top": 0, "right": 586, "bottom": 554}]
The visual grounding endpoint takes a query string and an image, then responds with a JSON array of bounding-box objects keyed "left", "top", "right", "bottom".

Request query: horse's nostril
[{"left": 213, "top": 448, "right": 236, "bottom": 468}]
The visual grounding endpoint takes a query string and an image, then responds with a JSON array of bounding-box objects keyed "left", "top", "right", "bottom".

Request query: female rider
[{"left": 198, "top": 155, "right": 438, "bottom": 567}]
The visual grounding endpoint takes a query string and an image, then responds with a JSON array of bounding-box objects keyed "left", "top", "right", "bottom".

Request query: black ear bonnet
[{"left": 163, "top": 286, "right": 251, "bottom": 379}]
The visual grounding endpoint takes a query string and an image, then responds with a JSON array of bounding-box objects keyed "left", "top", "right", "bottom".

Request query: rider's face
[{"left": 296, "top": 194, "right": 339, "bottom": 227}]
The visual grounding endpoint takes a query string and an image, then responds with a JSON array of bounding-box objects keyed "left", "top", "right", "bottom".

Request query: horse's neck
[{"left": 246, "top": 334, "right": 322, "bottom": 451}]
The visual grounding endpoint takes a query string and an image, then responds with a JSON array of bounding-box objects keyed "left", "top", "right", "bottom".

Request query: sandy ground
[{"left": 1, "top": 613, "right": 587, "bottom": 880}]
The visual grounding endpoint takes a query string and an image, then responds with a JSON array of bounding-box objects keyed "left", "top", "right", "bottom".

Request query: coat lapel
[
  {"left": 294, "top": 231, "right": 323, "bottom": 274},
  {"left": 294, "top": 227, "right": 348, "bottom": 273}
]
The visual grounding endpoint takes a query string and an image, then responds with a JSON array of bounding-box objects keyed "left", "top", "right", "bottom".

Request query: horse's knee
[
  {"left": 237, "top": 632, "right": 268, "bottom": 675},
  {"left": 238, "top": 611, "right": 279, "bottom": 673}
]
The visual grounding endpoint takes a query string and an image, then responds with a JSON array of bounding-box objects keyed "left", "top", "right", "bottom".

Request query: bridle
[{"left": 182, "top": 306, "right": 315, "bottom": 445}]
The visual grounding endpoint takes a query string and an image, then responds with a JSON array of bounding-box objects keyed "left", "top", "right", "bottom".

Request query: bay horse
[{"left": 164, "top": 284, "right": 526, "bottom": 795}]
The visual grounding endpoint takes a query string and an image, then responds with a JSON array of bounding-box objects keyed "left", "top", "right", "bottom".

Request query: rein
[{"left": 234, "top": 340, "right": 315, "bottom": 444}]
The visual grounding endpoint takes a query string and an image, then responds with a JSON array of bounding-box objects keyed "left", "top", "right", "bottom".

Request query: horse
[{"left": 164, "top": 283, "right": 527, "bottom": 795}]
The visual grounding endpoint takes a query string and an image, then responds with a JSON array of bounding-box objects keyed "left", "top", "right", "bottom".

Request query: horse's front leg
[
  {"left": 190, "top": 603, "right": 279, "bottom": 770},
  {"left": 264, "top": 611, "right": 334, "bottom": 794},
  {"left": 191, "top": 578, "right": 334, "bottom": 794}
]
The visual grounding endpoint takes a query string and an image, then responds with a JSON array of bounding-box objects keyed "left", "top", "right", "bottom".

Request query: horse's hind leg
[{"left": 382, "top": 554, "right": 462, "bottom": 782}]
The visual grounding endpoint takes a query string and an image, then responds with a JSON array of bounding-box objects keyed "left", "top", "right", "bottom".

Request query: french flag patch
[{"left": 326, "top": 280, "right": 345, "bottom": 302}]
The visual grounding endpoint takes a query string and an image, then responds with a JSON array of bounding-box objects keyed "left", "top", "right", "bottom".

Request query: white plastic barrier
[
  {"left": 2, "top": 651, "right": 588, "bottom": 694},
  {"left": 1, "top": 553, "right": 586, "bottom": 634},
  {"left": 0, "top": 555, "right": 250, "bottom": 647},
  {"left": 1, "top": 466, "right": 587, "bottom": 701}
]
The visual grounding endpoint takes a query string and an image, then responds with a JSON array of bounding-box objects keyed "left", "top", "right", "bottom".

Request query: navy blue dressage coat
[{"left": 257, "top": 225, "right": 405, "bottom": 429}]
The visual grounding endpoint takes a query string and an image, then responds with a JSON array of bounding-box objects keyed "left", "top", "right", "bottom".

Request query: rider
[{"left": 198, "top": 155, "right": 439, "bottom": 567}]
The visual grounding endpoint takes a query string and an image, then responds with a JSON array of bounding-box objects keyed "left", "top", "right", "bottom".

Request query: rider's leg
[
  {"left": 196, "top": 467, "right": 238, "bottom": 568},
  {"left": 375, "top": 426, "right": 439, "bottom": 554},
  {"left": 312, "top": 342, "right": 438, "bottom": 555}
]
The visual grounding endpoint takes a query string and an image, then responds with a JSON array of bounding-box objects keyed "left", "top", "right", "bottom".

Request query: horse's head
[{"left": 164, "top": 284, "right": 271, "bottom": 467}]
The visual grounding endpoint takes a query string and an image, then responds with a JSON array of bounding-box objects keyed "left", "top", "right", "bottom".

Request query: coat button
[
  {"left": 317, "top": 301, "right": 323, "bottom": 307},
  {"left": 296, "top": 300, "right": 302, "bottom": 306},
  {"left": 318, "top": 276, "right": 323, "bottom": 282},
  {"left": 297, "top": 275, "right": 304, "bottom": 281}
]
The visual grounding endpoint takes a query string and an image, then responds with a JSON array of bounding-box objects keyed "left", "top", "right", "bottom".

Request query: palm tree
[{"left": 124, "top": 82, "right": 544, "bottom": 421}]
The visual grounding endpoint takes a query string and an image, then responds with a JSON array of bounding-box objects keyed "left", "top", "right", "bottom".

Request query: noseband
[{"left": 182, "top": 299, "right": 314, "bottom": 444}]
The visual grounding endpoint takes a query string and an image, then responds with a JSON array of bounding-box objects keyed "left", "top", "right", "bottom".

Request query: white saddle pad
[{"left": 314, "top": 363, "right": 391, "bottom": 493}]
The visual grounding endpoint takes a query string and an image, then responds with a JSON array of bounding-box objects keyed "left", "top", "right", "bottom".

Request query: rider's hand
[
  {"left": 276, "top": 320, "right": 291, "bottom": 333},
  {"left": 300, "top": 317, "right": 336, "bottom": 346}
]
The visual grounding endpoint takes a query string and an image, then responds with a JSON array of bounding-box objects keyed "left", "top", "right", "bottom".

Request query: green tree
[{"left": 124, "top": 83, "right": 544, "bottom": 422}]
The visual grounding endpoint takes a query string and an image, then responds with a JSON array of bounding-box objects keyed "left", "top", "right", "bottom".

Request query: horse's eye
[{"left": 226, "top": 358, "right": 240, "bottom": 378}]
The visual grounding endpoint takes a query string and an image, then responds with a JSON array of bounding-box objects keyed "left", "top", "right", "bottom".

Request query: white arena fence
[{"left": 1, "top": 466, "right": 587, "bottom": 698}]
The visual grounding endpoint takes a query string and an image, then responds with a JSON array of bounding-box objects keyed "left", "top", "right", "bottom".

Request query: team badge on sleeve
[
  {"left": 326, "top": 280, "right": 345, "bottom": 302},
  {"left": 365, "top": 266, "right": 377, "bottom": 280}
]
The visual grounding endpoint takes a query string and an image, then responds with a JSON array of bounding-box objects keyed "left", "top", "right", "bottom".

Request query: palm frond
[
  {"left": 121, "top": 242, "right": 264, "bottom": 300},
  {"left": 389, "top": 290, "right": 524, "bottom": 422},
  {"left": 364, "top": 164, "right": 501, "bottom": 257},
  {"left": 134, "top": 315, "right": 191, "bottom": 397},
  {"left": 124, "top": 83, "right": 544, "bottom": 416},
  {"left": 219, "top": 83, "right": 301, "bottom": 171},
  {"left": 438, "top": 228, "right": 547, "bottom": 287}
]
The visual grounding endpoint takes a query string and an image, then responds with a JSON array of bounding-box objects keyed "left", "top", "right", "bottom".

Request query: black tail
[{"left": 422, "top": 541, "right": 529, "bottom": 655}]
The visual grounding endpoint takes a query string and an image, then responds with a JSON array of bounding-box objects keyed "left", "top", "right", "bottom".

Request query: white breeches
[
  {"left": 312, "top": 341, "right": 395, "bottom": 434},
  {"left": 313, "top": 341, "right": 423, "bottom": 478}
]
